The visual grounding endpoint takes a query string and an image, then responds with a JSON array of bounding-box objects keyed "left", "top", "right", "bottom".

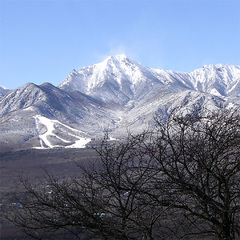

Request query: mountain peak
[
  {"left": 59, "top": 55, "right": 240, "bottom": 103},
  {"left": 109, "top": 54, "right": 127, "bottom": 60},
  {"left": 102, "top": 54, "right": 129, "bottom": 66}
]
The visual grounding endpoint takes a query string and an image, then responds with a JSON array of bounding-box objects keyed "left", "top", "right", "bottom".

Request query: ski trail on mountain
[
  {"left": 33, "top": 115, "right": 91, "bottom": 149},
  {"left": 34, "top": 116, "right": 44, "bottom": 148}
]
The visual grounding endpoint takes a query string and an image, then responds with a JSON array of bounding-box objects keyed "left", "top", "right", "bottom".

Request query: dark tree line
[{"left": 4, "top": 109, "right": 240, "bottom": 239}]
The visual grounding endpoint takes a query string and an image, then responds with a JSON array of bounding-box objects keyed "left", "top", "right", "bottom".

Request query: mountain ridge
[
  {"left": 0, "top": 55, "right": 239, "bottom": 152},
  {"left": 59, "top": 55, "right": 240, "bottom": 102}
]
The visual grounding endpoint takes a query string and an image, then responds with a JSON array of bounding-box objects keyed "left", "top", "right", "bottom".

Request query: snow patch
[
  {"left": 33, "top": 115, "right": 91, "bottom": 149},
  {"left": 210, "top": 88, "right": 221, "bottom": 97}
]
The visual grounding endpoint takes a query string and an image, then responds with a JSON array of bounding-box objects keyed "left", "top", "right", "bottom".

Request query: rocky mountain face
[{"left": 0, "top": 55, "right": 239, "bottom": 151}]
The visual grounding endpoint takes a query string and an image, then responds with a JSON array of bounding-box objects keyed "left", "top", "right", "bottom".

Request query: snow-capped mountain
[
  {"left": 59, "top": 55, "right": 165, "bottom": 105},
  {"left": 188, "top": 64, "right": 240, "bottom": 97},
  {"left": 59, "top": 55, "right": 240, "bottom": 102},
  {"left": 0, "top": 82, "right": 116, "bottom": 151},
  {"left": 59, "top": 55, "right": 159, "bottom": 93},
  {"left": 0, "top": 55, "right": 239, "bottom": 151}
]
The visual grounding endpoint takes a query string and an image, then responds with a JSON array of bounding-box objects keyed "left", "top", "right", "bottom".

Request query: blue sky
[{"left": 0, "top": 0, "right": 239, "bottom": 89}]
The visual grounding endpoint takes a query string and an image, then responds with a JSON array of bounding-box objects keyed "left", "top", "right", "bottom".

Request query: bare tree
[
  {"left": 146, "top": 109, "right": 240, "bottom": 239},
  {"left": 5, "top": 109, "right": 240, "bottom": 240},
  {"left": 5, "top": 133, "right": 171, "bottom": 240}
]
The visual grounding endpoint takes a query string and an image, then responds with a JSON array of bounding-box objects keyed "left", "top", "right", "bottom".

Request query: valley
[{"left": 0, "top": 148, "right": 98, "bottom": 239}]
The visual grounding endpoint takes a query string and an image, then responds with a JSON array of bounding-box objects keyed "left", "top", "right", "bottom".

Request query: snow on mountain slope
[
  {"left": 113, "top": 89, "right": 226, "bottom": 136},
  {"left": 59, "top": 54, "right": 157, "bottom": 92},
  {"left": 59, "top": 55, "right": 240, "bottom": 105},
  {"left": 189, "top": 64, "right": 240, "bottom": 97},
  {"left": 0, "top": 82, "right": 108, "bottom": 124},
  {"left": 34, "top": 115, "right": 91, "bottom": 149},
  {"left": 0, "top": 83, "right": 46, "bottom": 117},
  {"left": 59, "top": 55, "right": 164, "bottom": 105},
  {"left": 0, "top": 82, "right": 117, "bottom": 151},
  {"left": 0, "top": 55, "right": 239, "bottom": 151}
]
